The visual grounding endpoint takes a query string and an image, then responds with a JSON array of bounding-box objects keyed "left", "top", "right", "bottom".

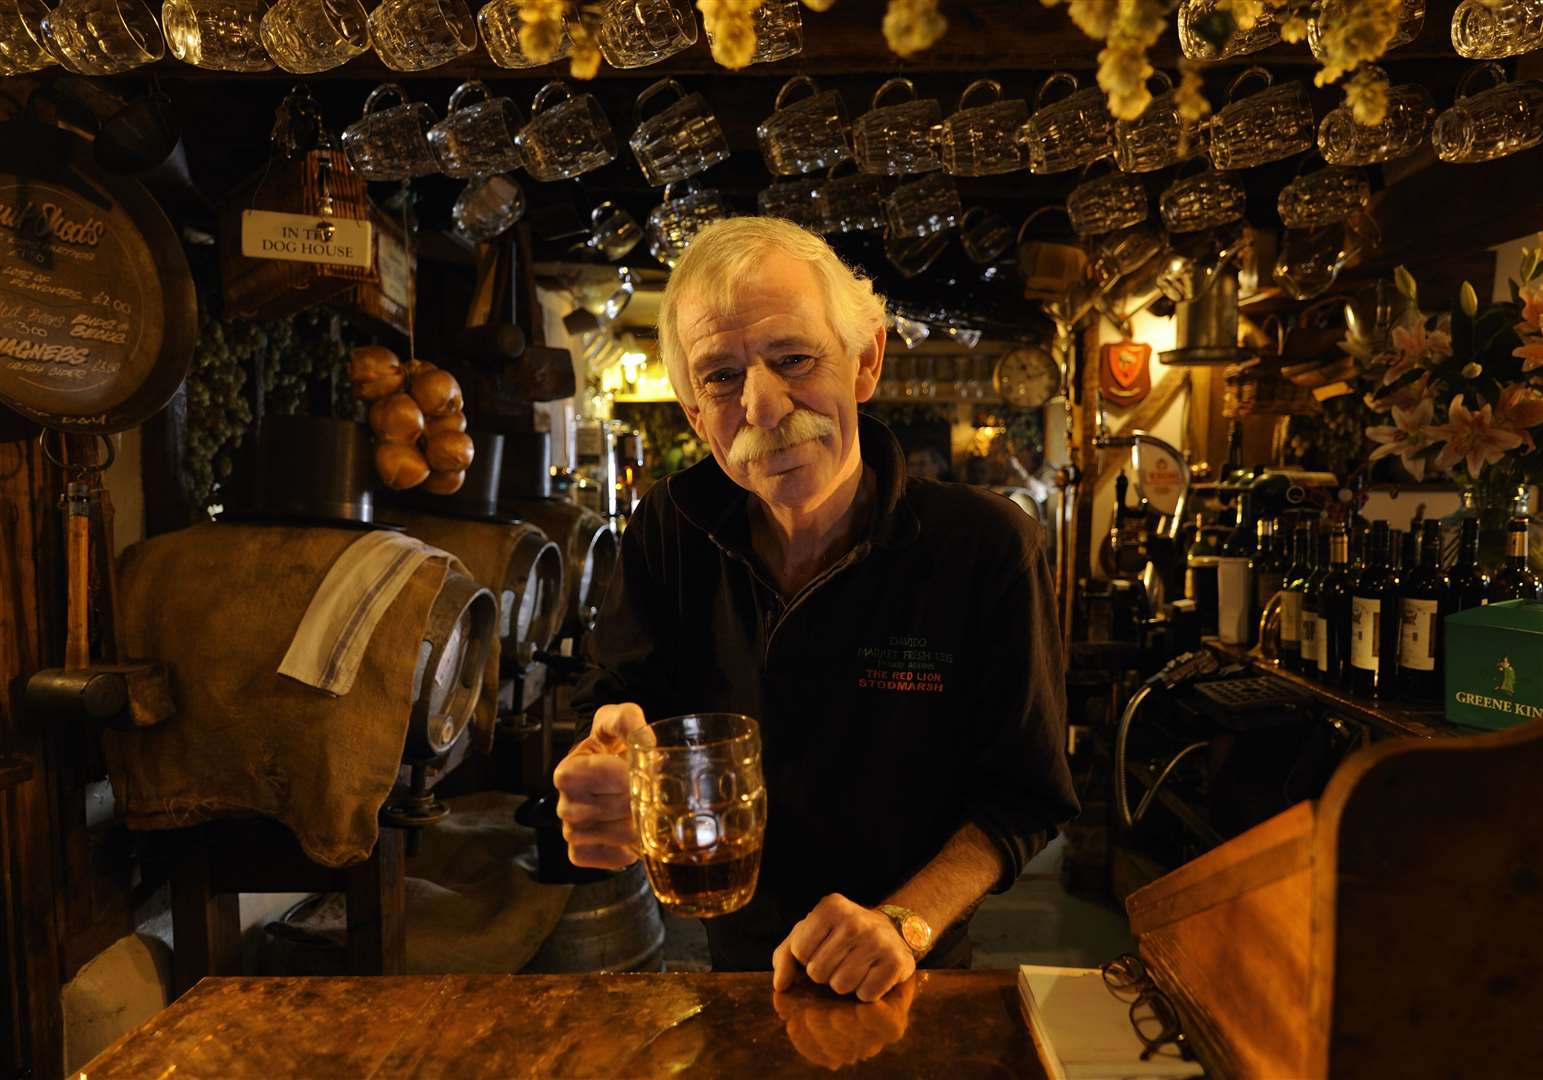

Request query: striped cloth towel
[{"left": 279, "top": 529, "right": 459, "bottom": 697}]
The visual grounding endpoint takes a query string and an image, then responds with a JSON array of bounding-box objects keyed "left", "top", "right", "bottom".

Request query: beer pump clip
[{"left": 24, "top": 433, "right": 173, "bottom": 727}]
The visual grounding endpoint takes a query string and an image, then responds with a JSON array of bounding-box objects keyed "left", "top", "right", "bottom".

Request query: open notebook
[{"left": 1017, "top": 965, "right": 1206, "bottom": 1080}]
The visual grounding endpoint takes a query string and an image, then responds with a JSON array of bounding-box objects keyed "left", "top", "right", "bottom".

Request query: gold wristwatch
[{"left": 877, "top": 904, "right": 933, "bottom": 959}]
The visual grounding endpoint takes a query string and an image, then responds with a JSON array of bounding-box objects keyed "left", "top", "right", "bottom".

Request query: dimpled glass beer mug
[
  {"left": 0, "top": 0, "right": 57, "bottom": 74},
  {"left": 884, "top": 226, "right": 949, "bottom": 278},
  {"left": 629, "top": 78, "right": 731, "bottom": 187},
  {"left": 884, "top": 171, "right": 961, "bottom": 238},
  {"left": 367, "top": 0, "right": 475, "bottom": 71},
  {"left": 452, "top": 173, "right": 525, "bottom": 243},
  {"left": 162, "top": 0, "right": 271, "bottom": 70},
  {"left": 1113, "top": 71, "right": 1207, "bottom": 173},
  {"left": 479, "top": 0, "right": 571, "bottom": 67},
  {"left": 758, "top": 76, "right": 850, "bottom": 176},
  {"left": 814, "top": 161, "right": 885, "bottom": 233},
  {"left": 1208, "top": 67, "right": 1315, "bottom": 171},
  {"left": 1274, "top": 216, "right": 1378, "bottom": 301},
  {"left": 429, "top": 81, "right": 524, "bottom": 179},
  {"left": 1067, "top": 166, "right": 1149, "bottom": 237},
  {"left": 628, "top": 713, "right": 766, "bottom": 918},
  {"left": 597, "top": 0, "right": 696, "bottom": 69},
  {"left": 959, "top": 207, "right": 1014, "bottom": 264},
  {"left": 646, "top": 181, "right": 732, "bottom": 268},
  {"left": 588, "top": 201, "right": 643, "bottom": 261},
  {"left": 1159, "top": 165, "right": 1246, "bottom": 233},
  {"left": 1434, "top": 62, "right": 1543, "bottom": 163},
  {"left": 1021, "top": 72, "right": 1115, "bottom": 175},
  {"left": 852, "top": 78, "right": 943, "bottom": 176},
  {"left": 1452, "top": 0, "right": 1543, "bottom": 58},
  {"left": 259, "top": 0, "right": 367, "bottom": 74},
  {"left": 1178, "top": 0, "right": 1279, "bottom": 60},
  {"left": 1317, "top": 75, "right": 1435, "bottom": 165},
  {"left": 939, "top": 79, "right": 1029, "bottom": 176},
  {"left": 41, "top": 0, "right": 164, "bottom": 74},
  {"left": 1276, "top": 164, "right": 1369, "bottom": 229},
  {"left": 757, "top": 176, "right": 825, "bottom": 231},
  {"left": 516, "top": 81, "right": 618, "bottom": 182},
  {"left": 341, "top": 84, "right": 441, "bottom": 181}
]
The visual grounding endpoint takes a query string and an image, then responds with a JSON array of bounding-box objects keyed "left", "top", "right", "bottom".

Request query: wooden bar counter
[{"left": 75, "top": 971, "right": 1043, "bottom": 1079}]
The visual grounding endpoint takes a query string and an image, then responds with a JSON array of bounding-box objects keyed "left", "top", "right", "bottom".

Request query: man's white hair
[{"left": 656, "top": 217, "right": 887, "bottom": 407}]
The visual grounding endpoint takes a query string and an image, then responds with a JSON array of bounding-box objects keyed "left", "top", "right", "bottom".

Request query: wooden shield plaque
[
  {"left": 0, "top": 119, "right": 195, "bottom": 433},
  {"left": 1100, "top": 340, "right": 1152, "bottom": 406}
]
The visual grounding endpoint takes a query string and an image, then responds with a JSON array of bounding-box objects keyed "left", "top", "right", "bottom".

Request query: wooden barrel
[
  {"left": 404, "top": 569, "right": 497, "bottom": 761},
  {"left": 521, "top": 864, "right": 665, "bottom": 974},
  {"left": 504, "top": 498, "right": 618, "bottom": 637}
]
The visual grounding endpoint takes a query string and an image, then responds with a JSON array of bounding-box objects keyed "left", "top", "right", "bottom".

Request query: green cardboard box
[{"left": 1444, "top": 600, "right": 1543, "bottom": 731}]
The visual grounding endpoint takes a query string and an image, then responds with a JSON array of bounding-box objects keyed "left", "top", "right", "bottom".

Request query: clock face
[{"left": 993, "top": 345, "right": 1060, "bottom": 408}]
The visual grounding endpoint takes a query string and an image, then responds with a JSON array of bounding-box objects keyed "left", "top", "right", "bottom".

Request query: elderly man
[{"left": 555, "top": 217, "right": 1077, "bottom": 1001}]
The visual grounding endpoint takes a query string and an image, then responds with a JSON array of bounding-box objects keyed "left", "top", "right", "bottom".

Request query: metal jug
[{"left": 1159, "top": 236, "right": 1253, "bottom": 365}]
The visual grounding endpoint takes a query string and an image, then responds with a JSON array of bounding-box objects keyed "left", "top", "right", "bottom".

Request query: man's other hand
[
  {"left": 553, "top": 703, "right": 651, "bottom": 869},
  {"left": 772, "top": 894, "right": 917, "bottom": 1001}
]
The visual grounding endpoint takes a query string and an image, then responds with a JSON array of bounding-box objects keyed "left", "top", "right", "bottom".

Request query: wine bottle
[
  {"left": 1448, "top": 515, "right": 1491, "bottom": 612},
  {"left": 1185, "top": 512, "right": 1223, "bottom": 637},
  {"left": 1350, "top": 521, "right": 1401, "bottom": 698},
  {"left": 1217, "top": 493, "right": 1255, "bottom": 646},
  {"left": 1301, "top": 522, "right": 1327, "bottom": 678},
  {"left": 1491, "top": 516, "right": 1543, "bottom": 601},
  {"left": 1253, "top": 516, "right": 1289, "bottom": 619},
  {"left": 1398, "top": 519, "right": 1449, "bottom": 704},
  {"left": 1280, "top": 518, "right": 1311, "bottom": 672},
  {"left": 1317, "top": 523, "right": 1354, "bottom": 686}
]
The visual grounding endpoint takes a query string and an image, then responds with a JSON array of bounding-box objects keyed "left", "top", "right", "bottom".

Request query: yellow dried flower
[
  {"left": 1068, "top": 0, "right": 1116, "bottom": 38},
  {"left": 699, "top": 0, "right": 764, "bottom": 69},
  {"left": 1220, "top": 0, "right": 1267, "bottom": 31},
  {"left": 514, "top": 0, "right": 566, "bottom": 63},
  {"left": 883, "top": 0, "right": 947, "bottom": 57},
  {"left": 1175, "top": 64, "right": 1212, "bottom": 124},
  {"left": 801, "top": 0, "right": 838, "bottom": 9},
  {"left": 569, "top": 17, "right": 601, "bottom": 79},
  {"left": 1279, "top": 14, "right": 1309, "bottom": 42},
  {"left": 1311, "top": 0, "right": 1400, "bottom": 85},
  {"left": 1345, "top": 65, "right": 1390, "bottom": 125},
  {"left": 1097, "top": 44, "right": 1154, "bottom": 120}
]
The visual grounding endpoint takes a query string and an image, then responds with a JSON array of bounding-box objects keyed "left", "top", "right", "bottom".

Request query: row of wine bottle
[{"left": 1191, "top": 494, "right": 1541, "bottom": 703}]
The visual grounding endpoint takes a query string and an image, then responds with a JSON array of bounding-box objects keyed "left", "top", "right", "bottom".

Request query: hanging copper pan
[{"left": 0, "top": 112, "right": 195, "bottom": 433}]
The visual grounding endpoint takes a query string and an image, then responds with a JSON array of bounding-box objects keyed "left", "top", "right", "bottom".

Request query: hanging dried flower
[
  {"left": 513, "top": 0, "right": 567, "bottom": 64},
  {"left": 801, "top": 0, "right": 838, "bottom": 10},
  {"left": 569, "top": 16, "right": 601, "bottom": 79},
  {"left": 883, "top": 0, "right": 947, "bottom": 58},
  {"left": 1175, "top": 64, "right": 1212, "bottom": 124},
  {"left": 1309, "top": 0, "right": 1400, "bottom": 86},
  {"left": 1345, "top": 65, "right": 1391, "bottom": 126},
  {"left": 699, "top": 0, "right": 764, "bottom": 69}
]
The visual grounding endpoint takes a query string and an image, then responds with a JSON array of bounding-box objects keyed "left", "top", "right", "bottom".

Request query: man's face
[{"left": 676, "top": 253, "right": 884, "bottom": 514}]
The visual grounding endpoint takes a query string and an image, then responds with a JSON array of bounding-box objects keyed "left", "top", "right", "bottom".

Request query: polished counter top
[{"left": 77, "top": 970, "right": 1044, "bottom": 1078}]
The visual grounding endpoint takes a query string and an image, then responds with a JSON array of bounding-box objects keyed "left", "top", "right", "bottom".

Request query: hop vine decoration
[
  {"left": 698, "top": 0, "right": 764, "bottom": 69},
  {"left": 512, "top": 0, "right": 566, "bottom": 63},
  {"left": 568, "top": 15, "right": 601, "bottom": 79},
  {"left": 883, "top": 0, "right": 947, "bottom": 57},
  {"left": 1041, "top": 0, "right": 1410, "bottom": 125}
]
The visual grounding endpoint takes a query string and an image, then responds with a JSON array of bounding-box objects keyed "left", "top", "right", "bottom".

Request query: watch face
[
  {"left": 993, "top": 345, "right": 1060, "bottom": 408},
  {"left": 901, "top": 914, "right": 932, "bottom": 952}
]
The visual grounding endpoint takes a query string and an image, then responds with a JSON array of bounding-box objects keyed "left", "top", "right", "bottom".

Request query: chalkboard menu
[{"left": 0, "top": 123, "right": 194, "bottom": 433}]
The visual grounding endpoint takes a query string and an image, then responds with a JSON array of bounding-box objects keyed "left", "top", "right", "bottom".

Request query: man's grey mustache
[{"left": 728, "top": 409, "right": 837, "bottom": 468}]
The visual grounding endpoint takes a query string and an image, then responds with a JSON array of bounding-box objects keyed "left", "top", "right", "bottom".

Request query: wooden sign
[
  {"left": 240, "top": 210, "right": 372, "bottom": 269},
  {"left": 0, "top": 122, "right": 195, "bottom": 433},
  {"left": 1100, "top": 339, "right": 1152, "bottom": 406}
]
